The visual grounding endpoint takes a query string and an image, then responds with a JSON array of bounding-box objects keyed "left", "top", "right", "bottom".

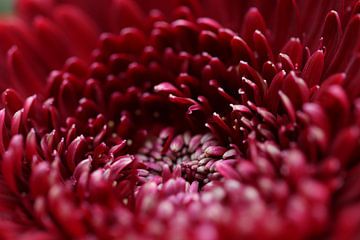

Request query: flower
[{"left": 0, "top": 0, "right": 360, "bottom": 239}]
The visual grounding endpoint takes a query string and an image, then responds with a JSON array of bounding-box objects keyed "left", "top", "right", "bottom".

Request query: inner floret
[{"left": 136, "top": 129, "right": 240, "bottom": 186}]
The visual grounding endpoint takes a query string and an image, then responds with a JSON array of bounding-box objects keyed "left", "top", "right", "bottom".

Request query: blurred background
[{"left": 0, "top": 0, "right": 13, "bottom": 13}]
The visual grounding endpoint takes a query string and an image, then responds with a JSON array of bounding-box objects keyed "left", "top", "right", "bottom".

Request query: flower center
[{"left": 136, "top": 129, "right": 238, "bottom": 186}]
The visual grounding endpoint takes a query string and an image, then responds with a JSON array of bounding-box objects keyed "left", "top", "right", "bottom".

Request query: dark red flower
[{"left": 0, "top": 0, "right": 360, "bottom": 239}]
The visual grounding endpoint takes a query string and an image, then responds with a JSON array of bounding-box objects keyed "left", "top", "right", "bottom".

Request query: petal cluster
[{"left": 0, "top": 0, "right": 359, "bottom": 239}]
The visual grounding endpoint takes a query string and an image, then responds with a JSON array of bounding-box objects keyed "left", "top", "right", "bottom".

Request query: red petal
[
  {"left": 302, "top": 50, "right": 324, "bottom": 87},
  {"left": 279, "top": 91, "right": 296, "bottom": 122},
  {"left": 2, "top": 135, "right": 24, "bottom": 193},
  {"left": 241, "top": 7, "right": 267, "bottom": 44},
  {"left": 329, "top": 15, "right": 360, "bottom": 73},
  {"left": 266, "top": 70, "right": 286, "bottom": 112},
  {"left": 66, "top": 135, "right": 87, "bottom": 171},
  {"left": 322, "top": 11, "right": 342, "bottom": 65},
  {"left": 30, "top": 161, "right": 50, "bottom": 196},
  {"left": 281, "top": 38, "right": 303, "bottom": 68},
  {"left": 331, "top": 126, "right": 360, "bottom": 166},
  {"left": 7, "top": 46, "right": 44, "bottom": 96},
  {"left": 273, "top": 0, "right": 299, "bottom": 50},
  {"left": 1, "top": 89, "right": 23, "bottom": 115},
  {"left": 53, "top": 5, "right": 99, "bottom": 60},
  {"left": 231, "top": 36, "right": 256, "bottom": 67},
  {"left": 110, "top": 0, "right": 146, "bottom": 32}
]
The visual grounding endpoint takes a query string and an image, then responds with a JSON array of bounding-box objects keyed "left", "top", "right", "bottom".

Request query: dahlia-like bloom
[{"left": 0, "top": 0, "right": 359, "bottom": 239}]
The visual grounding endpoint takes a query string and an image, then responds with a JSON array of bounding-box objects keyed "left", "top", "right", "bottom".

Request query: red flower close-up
[{"left": 0, "top": 0, "right": 359, "bottom": 239}]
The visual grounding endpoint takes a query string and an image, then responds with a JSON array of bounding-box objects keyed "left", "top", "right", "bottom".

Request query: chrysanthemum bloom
[{"left": 0, "top": 0, "right": 359, "bottom": 239}]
